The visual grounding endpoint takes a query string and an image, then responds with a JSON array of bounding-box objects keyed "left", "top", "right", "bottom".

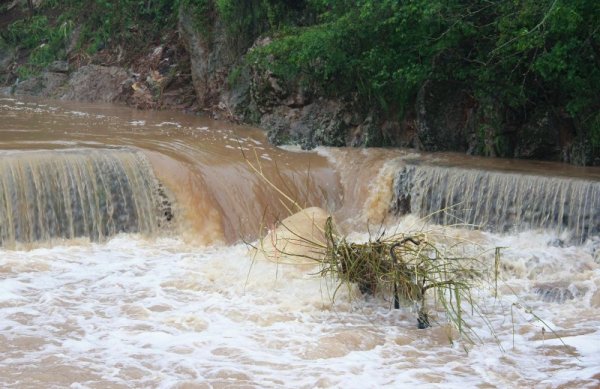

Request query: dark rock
[
  {"left": 156, "top": 183, "right": 174, "bottom": 229},
  {"left": 249, "top": 66, "right": 290, "bottom": 114},
  {"left": 567, "top": 137, "right": 597, "bottom": 166},
  {"left": 533, "top": 282, "right": 587, "bottom": 303},
  {"left": 417, "top": 311, "right": 430, "bottom": 329},
  {"left": 178, "top": 4, "right": 234, "bottom": 107},
  {"left": 416, "top": 80, "right": 476, "bottom": 152},
  {"left": 60, "top": 65, "right": 129, "bottom": 102},
  {"left": 391, "top": 166, "right": 415, "bottom": 215},
  {"left": 351, "top": 114, "right": 381, "bottom": 147},
  {"left": 349, "top": 118, "right": 417, "bottom": 148},
  {"left": 0, "top": 37, "right": 15, "bottom": 75},
  {"left": 66, "top": 25, "right": 82, "bottom": 56},
  {"left": 514, "top": 110, "right": 563, "bottom": 161},
  {"left": 14, "top": 72, "right": 68, "bottom": 97},
  {"left": 547, "top": 238, "right": 565, "bottom": 248},
  {"left": 223, "top": 65, "right": 253, "bottom": 121},
  {"left": 468, "top": 96, "right": 508, "bottom": 157},
  {"left": 262, "top": 100, "right": 349, "bottom": 148},
  {"left": 383, "top": 120, "right": 415, "bottom": 148},
  {"left": 47, "top": 61, "right": 70, "bottom": 73},
  {"left": 242, "top": 33, "right": 364, "bottom": 148}
]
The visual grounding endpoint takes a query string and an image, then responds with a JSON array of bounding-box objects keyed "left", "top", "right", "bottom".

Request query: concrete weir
[
  {"left": 0, "top": 148, "right": 171, "bottom": 246},
  {"left": 392, "top": 164, "right": 600, "bottom": 243}
]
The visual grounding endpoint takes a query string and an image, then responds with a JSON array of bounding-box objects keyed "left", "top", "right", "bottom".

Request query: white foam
[
  {"left": 67, "top": 110, "right": 89, "bottom": 117},
  {"left": 155, "top": 121, "right": 182, "bottom": 128},
  {"left": 0, "top": 230, "right": 597, "bottom": 388}
]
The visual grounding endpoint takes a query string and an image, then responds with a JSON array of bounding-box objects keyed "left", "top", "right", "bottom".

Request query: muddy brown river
[{"left": 0, "top": 97, "right": 599, "bottom": 388}]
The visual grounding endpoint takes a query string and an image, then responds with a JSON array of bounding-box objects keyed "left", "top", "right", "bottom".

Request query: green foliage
[
  {"left": 15, "top": 65, "right": 37, "bottom": 80},
  {"left": 502, "top": 1, "right": 598, "bottom": 144},
  {"left": 179, "top": 0, "right": 214, "bottom": 39},
  {"left": 226, "top": 65, "right": 242, "bottom": 87},
  {"left": 247, "top": 1, "right": 447, "bottom": 116},
  {"left": 246, "top": 0, "right": 599, "bottom": 144},
  {"left": 6, "top": 16, "right": 51, "bottom": 49},
  {"left": 3, "top": 0, "right": 598, "bottom": 148},
  {"left": 591, "top": 113, "right": 600, "bottom": 147},
  {"left": 42, "top": 0, "right": 179, "bottom": 55},
  {"left": 214, "top": 0, "right": 266, "bottom": 53},
  {"left": 209, "top": 0, "right": 316, "bottom": 54},
  {"left": 4, "top": 15, "right": 73, "bottom": 70},
  {"left": 2, "top": 0, "right": 180, "bottom": 75}
]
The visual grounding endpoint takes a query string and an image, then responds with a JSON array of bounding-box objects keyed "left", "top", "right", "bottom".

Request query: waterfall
[
  {"left": 0, "top": 148, "right": 172, "bottom": 246},
  {"left": 392, "top": 164, "right": 600, "bottom": 242}
]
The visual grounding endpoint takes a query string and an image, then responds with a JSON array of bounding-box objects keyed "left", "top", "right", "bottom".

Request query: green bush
[
  {"left": 247, "top": 1, "right": 452, "bottom": 116},
  {"left": 246, "top": 0, "right": 599, "bottom": 144},
  {"left": 38, "top": 0, "right": 179, "bottom": 55},
  {"left": 4, "top": 15, "right": 72, "bottom": 72}
]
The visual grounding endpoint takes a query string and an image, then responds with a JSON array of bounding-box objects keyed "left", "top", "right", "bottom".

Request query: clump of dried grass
[
  {"left": 319, "top": 217, "right": 493, "bottom": 336},
  {"left": 243, "top": 148, "right": 563, "bottom": 349}
]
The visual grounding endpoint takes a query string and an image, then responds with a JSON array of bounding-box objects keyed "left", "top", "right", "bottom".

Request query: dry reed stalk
[{"left": 242, "top": 147, "right": 564, "bottom": 349}]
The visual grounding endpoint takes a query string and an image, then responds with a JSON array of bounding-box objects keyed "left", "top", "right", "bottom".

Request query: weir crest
[
  {"left": 0, "top": 148, "right": 173, "bottom": 246},
  {"left": 392, "top": 164, "right": 600, "bottom": 243}
]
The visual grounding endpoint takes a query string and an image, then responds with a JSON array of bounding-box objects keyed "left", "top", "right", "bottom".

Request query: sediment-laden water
[
  {"left": 0, "top": 98, "right": 599, "bottom": 388},
  {"left": 392, "top": 164, "right": 600, "bottom": 243},
  {"left": 0, "top": 148, "right": 167, "bottom": 246}
]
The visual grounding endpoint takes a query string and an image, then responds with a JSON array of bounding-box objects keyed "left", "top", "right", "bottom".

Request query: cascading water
[
  {"left": 1, "top": 99, "right": 599, "bottom": 388},
  {"left": 392, "top": 164, "right": 600, "bottom": 243},
  {"left": 0, "top": 148, "right": 171, "bottom": 246}
]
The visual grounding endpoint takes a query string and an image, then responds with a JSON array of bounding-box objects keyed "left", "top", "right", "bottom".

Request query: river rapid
[{"left": 0, "top": 98, "right": 599, "bottom": 388}]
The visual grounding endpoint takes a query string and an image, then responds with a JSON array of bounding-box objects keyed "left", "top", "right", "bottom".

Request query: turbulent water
[
  {"left": 0, "top": 148, "right": 168, "bottom": 246},
  {"left": 392, "top": 164, "right": 600, "bottom": 243},
  {"left": 1, "top": 98, "right": 599, "bottom": 388}
]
